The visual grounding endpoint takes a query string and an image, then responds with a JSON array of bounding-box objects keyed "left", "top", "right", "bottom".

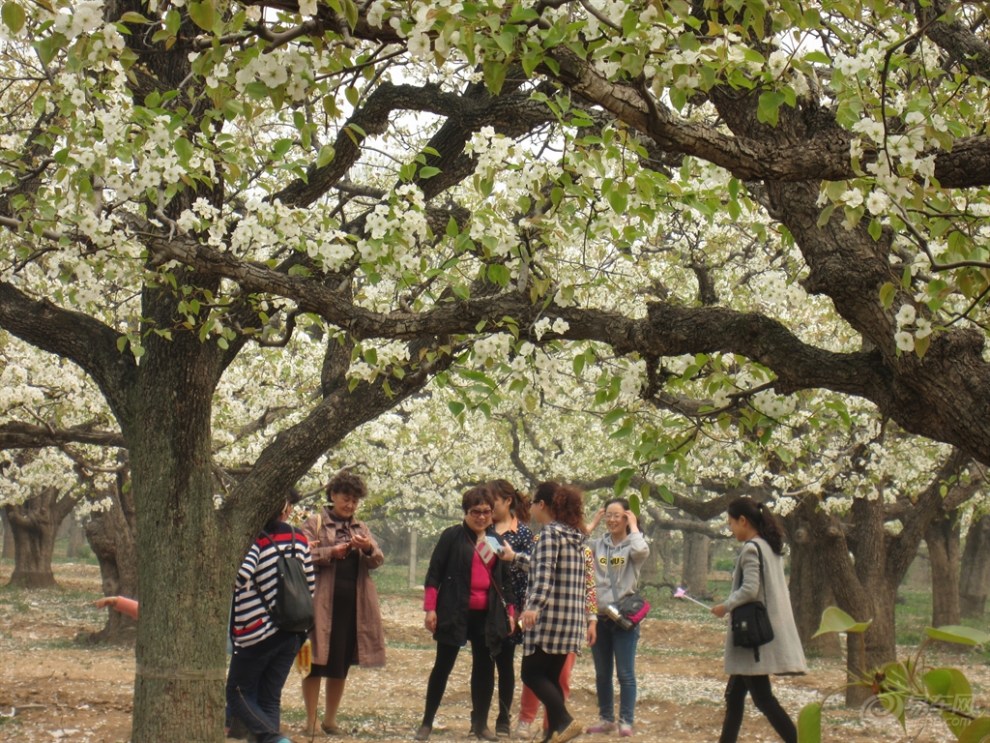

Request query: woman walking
[
  {"left": 489, "top": 479, "right": 533, "bottom": 738},
  {"left": 415, "top": 485, "right": 516, "bottom": 742},
  {"left": 517, "top": 482, "right": 597, "bottom": 743},
  {"left": 586, "top": 498, "right": 650, "bottom": 737},
  {"left": 711, "top": 497, "right": 806, "bottom": 743},
  {"left": 300, "top": 471, "right": 386, "bottom": 737}
]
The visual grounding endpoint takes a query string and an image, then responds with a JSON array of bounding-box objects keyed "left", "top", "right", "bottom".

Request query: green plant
[{"left": 798, "top": 607, "right": 990, "bottom": 743}]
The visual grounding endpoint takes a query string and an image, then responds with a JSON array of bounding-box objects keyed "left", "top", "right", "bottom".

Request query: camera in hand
[{"left": 604, "top": 603, "right": 634, "bottom": 631}]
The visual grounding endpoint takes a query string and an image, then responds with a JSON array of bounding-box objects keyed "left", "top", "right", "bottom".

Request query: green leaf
[
  {"left": 34, "top": 35, "right": 61, "bottom": 65},
  {"left": 879, "top": 282, "right": 896, "bottom": 309},
  {"left": 188, "top": 0, "right": 215, "bottom": 31},
  {"left": 119, "top": 10, "right": 151, "bottom": 23},
  {"left": 486, "top": 263, "right": 510, "bottom": 286},
  {"left": 812, "top": 606, "right": 872, "bottom": 638},
  {"left": 482, "top": 59, "right": 508, "bottom": 95},
  {"left": 173, "top": 137, "right": 194, "bottom": 165},
  {"left": 419, "top": 165, "right": 441, "bottom": 179},
  {"left": 342, "top": 0, "right": 358, "bottom": 28},
  {"left": 447, "top": 400, "right": 465, "bottom": 418},
  {"left": 272, "top": 138, "right": 293, "bottom": 158},
  {"left": 757, "top": 91, "right": 787, "bottom": 126},
  {"left": 868, "top": 218, "right": 882, "bottom": 241},
  {"left": 316, "top": 144, "right": 335, "bottom": 168},
  {"left": 2, "top": 1, "right": 25, "bottom": 33},
  {"left": 796, "top": 702, "right": 821, "bottom": 743},
  {"left": 924, "top": 625, "right": 990, "bottom": 647},
  {"left": 959, "top": 718, "right": 990, "bottom": 743},
  {"left": 607, "top": 188, "right": 628, "bottom": 214}
]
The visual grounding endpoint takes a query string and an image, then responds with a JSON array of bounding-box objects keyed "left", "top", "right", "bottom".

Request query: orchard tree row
[{"left": 2, "top": 0, "right": 990, "bottom": 738}]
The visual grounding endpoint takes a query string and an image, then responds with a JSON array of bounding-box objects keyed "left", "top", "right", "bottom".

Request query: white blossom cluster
[
  {"left": 356, "top": 184, "right": 431, "bottom": 276},
  {"left": 892, "top": 303, "right": 932, "bottom": 354}
]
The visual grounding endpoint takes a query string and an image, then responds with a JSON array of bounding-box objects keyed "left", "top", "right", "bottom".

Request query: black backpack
[{"left": 252, "top": 527, "right": 314, "bottom": 633}]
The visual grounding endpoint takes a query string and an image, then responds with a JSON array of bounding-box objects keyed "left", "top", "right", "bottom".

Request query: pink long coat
[{"left": 301, "top": 509, "right": 386, "bottom": 668}]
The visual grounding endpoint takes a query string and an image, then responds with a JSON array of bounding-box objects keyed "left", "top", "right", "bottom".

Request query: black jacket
[{"left": 425, "top": 522, "right": 516, "bottom": 655}]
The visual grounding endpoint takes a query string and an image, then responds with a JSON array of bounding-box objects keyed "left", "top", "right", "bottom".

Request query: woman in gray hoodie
[{"left": 586, "top": 498, "right": 650, "bottom": 737}]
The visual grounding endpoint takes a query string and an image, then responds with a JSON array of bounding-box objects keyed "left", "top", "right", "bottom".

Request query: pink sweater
[{"left": 423, "top": 549, "right": 492, "bottom": 611}]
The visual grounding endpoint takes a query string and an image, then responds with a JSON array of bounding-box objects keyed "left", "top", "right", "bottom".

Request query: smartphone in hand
[{"left": 485, "top": 535, "right": 504, "bottom": 555}]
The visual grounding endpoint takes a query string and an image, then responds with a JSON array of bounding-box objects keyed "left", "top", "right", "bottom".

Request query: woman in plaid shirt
[{"left": 515, "top": 482, "right": 597, "bottom": 743}]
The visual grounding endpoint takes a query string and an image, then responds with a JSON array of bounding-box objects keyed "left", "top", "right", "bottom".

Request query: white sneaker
[
  {"left": 585, "top": 720, "right": 616, "bottom": 734},
  {"left": 513, "top": 720, "right": 533, "bottom": 740},
  {"left": 618, "top": 723, "right": 633, "bottom": 737}
]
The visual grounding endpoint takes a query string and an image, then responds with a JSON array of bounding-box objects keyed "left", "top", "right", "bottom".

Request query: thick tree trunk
[
  {"left": 4, "top": 486, "right": 76, "bottom": 588},
  {"left": 787, "top": 535, "right": 840, "bottom": 657},
  {"left": 806, "top": 496, "right": 899, "bottom": 706},
  {"left": 65, "top": 516, "right": 86, "bottom": 559},
  {"left": 1, "top": 509, "right": 13, "bottom": 560},
  {"left": 925, "top": 510, "right": 961, "bottom": 627},
  {"left": 127, "top": 344, "right": 238, "bottom": 743},
  {"left": 681, "top": 530, "right": 710, "bottom": 595},
  {"left": 85, "top": 477, "right": 139, "bottom": 644},
  {"left": 959, "top": 512, "right": 990, "bottom": 619}
]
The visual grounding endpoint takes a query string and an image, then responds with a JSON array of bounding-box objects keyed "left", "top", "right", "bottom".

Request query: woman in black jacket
[{"left": 414, "top": 485, "right": 515, "bottom": 742}]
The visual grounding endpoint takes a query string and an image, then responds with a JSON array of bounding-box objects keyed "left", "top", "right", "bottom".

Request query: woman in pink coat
[{"left": 301, "top": 471, "right": 386, "bottom": 736}]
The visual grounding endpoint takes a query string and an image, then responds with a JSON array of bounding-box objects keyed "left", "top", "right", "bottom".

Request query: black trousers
[
  {"left": 520, "top": 647, "right": 571, "bottom": 740},
  {"left": 421, "top": 610, "right": 495, "bottom": 729},
  {"left": 494, "top": 640, "right": 516, "bottom": 726},
  {"left": 719, "top": 674, "right": 797, "bottom": 743}
]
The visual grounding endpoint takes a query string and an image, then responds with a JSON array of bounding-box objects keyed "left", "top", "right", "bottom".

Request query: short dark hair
[
  {"left": 461, "top": 485, "right": 494, "bottom": 512},
  {"left": 326, "top": 470, "right": 367, "bottom": 500}
]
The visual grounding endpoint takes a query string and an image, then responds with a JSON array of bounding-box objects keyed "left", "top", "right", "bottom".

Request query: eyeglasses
[{"left": 468, "top": 508, "right": 493, "bottom": 517}]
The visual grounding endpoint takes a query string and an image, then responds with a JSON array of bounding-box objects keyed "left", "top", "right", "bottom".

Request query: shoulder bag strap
[{"left": 251, "top": 529, "right": 279, "bottom": 616}]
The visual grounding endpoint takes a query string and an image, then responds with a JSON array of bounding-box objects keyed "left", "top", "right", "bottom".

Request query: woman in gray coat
[{"left": 711, "top": 497, "right": 806, "bottom": 743}]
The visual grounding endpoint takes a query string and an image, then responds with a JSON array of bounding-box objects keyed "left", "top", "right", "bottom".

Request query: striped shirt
[{"left": 231, "top": 523, "right": 315, "bottom": 648}]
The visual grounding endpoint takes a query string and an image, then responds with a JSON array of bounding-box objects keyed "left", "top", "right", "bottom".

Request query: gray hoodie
[{"left": 589, "top": 530, "right": 650, "bottom": 608}]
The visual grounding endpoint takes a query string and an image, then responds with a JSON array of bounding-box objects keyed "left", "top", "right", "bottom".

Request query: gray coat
[{"left": 722, "top": 537, "right": 807, "bottom": 676}]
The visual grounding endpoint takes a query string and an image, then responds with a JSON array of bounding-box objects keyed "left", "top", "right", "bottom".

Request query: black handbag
[{"left": 730, "top": 541, "right": 774, "bottom": 661}]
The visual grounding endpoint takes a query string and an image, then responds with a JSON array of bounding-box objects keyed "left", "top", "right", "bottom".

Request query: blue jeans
[
  {"left": 226, "top": 630, "right": 302, "bottom": 743},
  {"left": 591, "top": 618, "right": 640, "bottom": 724}
]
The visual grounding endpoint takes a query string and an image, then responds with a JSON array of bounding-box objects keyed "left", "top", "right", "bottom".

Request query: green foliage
[{"left": 801, "top": 607, "right": 990, "bottom": 741}]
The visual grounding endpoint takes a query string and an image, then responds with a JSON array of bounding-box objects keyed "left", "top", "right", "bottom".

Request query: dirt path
[{"left": 0, "top": 562, "right": 986, "bottom": 742}]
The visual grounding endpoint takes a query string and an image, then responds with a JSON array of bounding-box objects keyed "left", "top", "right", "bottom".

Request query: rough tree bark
[
  {"left": 3, "top": 485, "right": 82, "bottom": 588},
  {"left": 681, "top": 530, "right": 710, "bottom": 596},
  {"left": 803, "top": 449, "right": 972, "bottom": 705},
  {"left": 85, "top": 475, "right": 139, "bottom": 644},
  {"left": 785, "top": 501, "right": 840, "bottom": 658},
  {"left": 959, "top": 513, "right": 990, "bottom": 619},
  {"left": 1, "top": 509, "right": 12, "bottom": 560},
  {"left": 925, "top": 508, "right": 961, "bottom": 628}
]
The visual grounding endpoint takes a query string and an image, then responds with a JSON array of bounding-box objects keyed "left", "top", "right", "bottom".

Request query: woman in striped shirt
[{"left": 227, "top": 494, "right": 315, "bottom": 743}]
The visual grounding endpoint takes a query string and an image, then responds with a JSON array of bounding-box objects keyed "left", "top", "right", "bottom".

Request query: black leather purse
[{"left": 730, "top": 541, "right": 774, "bottom": 661}]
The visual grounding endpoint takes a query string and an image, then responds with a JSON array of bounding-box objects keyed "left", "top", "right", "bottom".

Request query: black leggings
[
  {"left": 494, "top": 640, "right": 516, "bottom": 726},
  {"left": 520, "top": 647, "right": 571, "bottom": 739},
  {"left": 719, "top": 674, "right": 797, "bottom": 743},
  {"left": 421, "top": 610, "right": 495, "bottom": 729}
]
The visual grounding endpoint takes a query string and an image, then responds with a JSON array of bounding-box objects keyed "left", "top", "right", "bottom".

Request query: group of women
[
  {"left": 220, "top": 468, "right": 805, "bottom": 743},
  {"left": 411, "top": 483, "right": 806, "bottom": 743},
  {"left": 411, "top": 480, "right": 654, "bottom": 743}
]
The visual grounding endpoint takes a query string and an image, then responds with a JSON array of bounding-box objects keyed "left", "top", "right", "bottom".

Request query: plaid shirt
[{"left": 522, "top": 521, "right": 597, "bottom": 656}]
